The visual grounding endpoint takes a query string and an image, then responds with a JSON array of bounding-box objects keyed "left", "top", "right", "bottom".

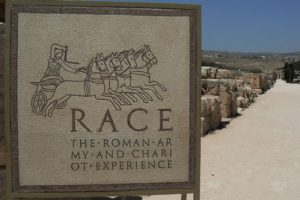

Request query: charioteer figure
[
  {"left": 43, "top": 43, "right": 80, "bottom": 85},
  {"left": 30, "top": 44, "right": 80, "bottom": 116}
]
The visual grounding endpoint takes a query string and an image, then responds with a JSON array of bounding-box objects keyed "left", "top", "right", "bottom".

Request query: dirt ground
[{"left": 145, "top": 80, "right": 300, "bottom": 200}]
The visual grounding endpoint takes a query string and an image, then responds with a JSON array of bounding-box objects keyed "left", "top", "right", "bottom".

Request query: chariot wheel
[
  {"left": 31, "top": 92, "right": 48, "bottom": 115},
  {"left": 56, "top": 101, "right": 67, "bottom": 109}
]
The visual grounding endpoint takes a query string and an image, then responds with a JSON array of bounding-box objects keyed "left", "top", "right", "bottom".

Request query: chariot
[
  {"left": 30, "top": 75, "right": 66, "bottom": 115},
  {"left": 30, "top": 45, "right": 80, "bottom": 115}
]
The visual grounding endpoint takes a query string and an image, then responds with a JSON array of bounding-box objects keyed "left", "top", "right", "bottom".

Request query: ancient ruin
[{"left": 201, "top": 66, "right": 277, "bottom": 136}]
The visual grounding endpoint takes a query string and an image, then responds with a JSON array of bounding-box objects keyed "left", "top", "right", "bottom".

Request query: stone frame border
[{"left": 5, "top": 0, "right": 202, "bottom": 198}]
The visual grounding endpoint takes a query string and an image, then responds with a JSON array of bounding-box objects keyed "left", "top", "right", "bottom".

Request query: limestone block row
[
  {"left": 219, "top": 79, "right": 237, "bottom": 118},
  {"left": 244, "top": 73, "right": 276, "bottom": 92},
  {"left": 201, "top": 66, "right": 237, "bottom": 80},
  {"left": 202, "top": 79, "right": 220, "bottom": 96},
  {"left": 247, "top": 75, "right": 262, "bottom": 90},
  {"left": 202, "top": 78, "right": 238, "bottom": 119},
  {"left": 215, "top": 69, "right": 235, "bottom": 79},
  {"left": 202, "top": 66, "right": 218, "bottom": 79},
  {"left": 201, "top": 95, "right": 222, "bottom": 136},
  {"left": 201, "top": 66, "right": 277, "bottom": 135}
]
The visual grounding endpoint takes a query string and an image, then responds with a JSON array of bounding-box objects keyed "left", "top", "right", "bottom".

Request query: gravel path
[{"left": 145, "top": 80, "right": 300, "bottom": 200}]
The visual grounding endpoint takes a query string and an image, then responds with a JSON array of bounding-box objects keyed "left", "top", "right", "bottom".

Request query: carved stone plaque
[{"left": 8, "top": 2, "right": 200, "bottom": 196}]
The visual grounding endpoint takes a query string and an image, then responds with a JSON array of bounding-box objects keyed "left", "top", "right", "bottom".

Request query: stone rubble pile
[{"left": 201, "top": 66, "right": 277, "bottom": 136}]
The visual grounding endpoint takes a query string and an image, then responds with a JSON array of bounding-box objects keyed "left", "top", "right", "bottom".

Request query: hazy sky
[{"left": 98, "top": 0, "right": 300, "bottom": 53}]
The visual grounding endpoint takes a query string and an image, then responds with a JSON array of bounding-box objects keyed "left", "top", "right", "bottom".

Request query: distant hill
[
  {"left": 203, "top": 50, "right": 300, "bottom": 72},
  {"left": 204, "top": 50, "right": 300, "bottom": 58}
]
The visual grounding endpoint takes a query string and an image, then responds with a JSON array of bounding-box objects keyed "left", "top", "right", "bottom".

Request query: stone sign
[{"left": 6, "top": 1, "right": 201, "bottom": 198}]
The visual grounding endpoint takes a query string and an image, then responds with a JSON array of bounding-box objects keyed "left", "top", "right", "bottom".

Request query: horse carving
[
  {"left": 44, "top": 52, "right": 127, "bottom": 117},
  {"left": 30, "top": 44, "right": 167, "bottom": 117},
  {"left": 130, "top": 45, "right": 167, "bottom": 100}
]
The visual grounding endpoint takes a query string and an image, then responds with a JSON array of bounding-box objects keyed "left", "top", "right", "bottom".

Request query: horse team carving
[{"left": 30, "top": 44, "right": 167, "bottom": 117}]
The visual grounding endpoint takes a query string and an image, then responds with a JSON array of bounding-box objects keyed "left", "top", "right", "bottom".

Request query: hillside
[{"left": 203, "top": 50, "right": 300, "bottom": 73}]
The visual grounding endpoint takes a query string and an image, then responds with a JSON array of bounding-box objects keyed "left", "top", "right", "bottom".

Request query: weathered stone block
[
  {"left": 237, "top": 86, "right": 246, "bottom": 97},
  {"left": 219, "top": 79, "right": 230, "bottom": 93},
  {"left": 247, "top": 74, "right": 262, "bottom": 90},
  {"left": 235, "top": 79, "right": 244, "bottom": 87},
  {"left": 210, "top": 67, "right": 218, "bottom": 79},
  {"left": 252, "top": 89, "right": 262, "bottom": 97},
  {"left": 201, "top": 117, "right": 210, "bottom": 136},
  {"left": 201, "top": 66, "right": 212, "bottom": 79},
  {"left": 201, "top": 97, "right": 211, "bottom": 117},
  {"left": 215, "top": 69, "right": 235, "bottom": 79},
  {"left": 261, "top": 73, "right": 268, "bottom": 91},
  {"left": 237, "top": 96, "right": 246, "bottom": 108},
  {"left": 245, "top": 86, "right": 255, "bottom": 102},
  {"left": 202, "top": 79, "right": 220, "bottom": 96},
  {"left": 220, "top": 92, "right": 231, "bottom": 118},
  {"left": 201, "top": 96, "right": 222, "bottom": 134},
  {"left": 230, "top": 92, "right": 237, "bottom": 116},
  {"left": 228, "top": 79, "right": 237, "bottom": 92},
  {"left": 206, "top": 96, "right": 221, "bottom": 130},
  {"left": 218, "top": 79, "right": 238, "bottom": 117}
]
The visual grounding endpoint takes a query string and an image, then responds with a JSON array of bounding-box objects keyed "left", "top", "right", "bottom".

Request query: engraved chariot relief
[{"left": 30, "top": 44, "right": 167, "bottom": 117}]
